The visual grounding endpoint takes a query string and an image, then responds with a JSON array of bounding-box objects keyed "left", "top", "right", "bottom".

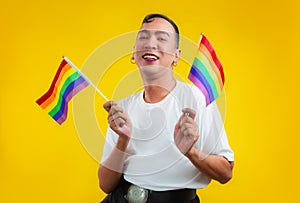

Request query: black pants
[
  {"left": 101, "top": 189, "right": 200, "bottom": 203},
  {"left": 100, "top": 178, "right": 200, "bottom": 203}
]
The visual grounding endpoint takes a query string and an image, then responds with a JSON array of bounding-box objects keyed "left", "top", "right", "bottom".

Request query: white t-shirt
[{"left": 101, "top": 80, "right": 234, "bottom": 191}]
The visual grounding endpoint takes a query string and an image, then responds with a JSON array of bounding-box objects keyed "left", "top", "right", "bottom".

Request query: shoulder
[
  {"left": 116, "top": 91, "right": 143, "bottom": 109},
  {"left": 175, "top": 80, "right": 206, "bottom": 108}
]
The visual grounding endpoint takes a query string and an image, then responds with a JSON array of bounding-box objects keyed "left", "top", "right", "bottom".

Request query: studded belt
[{"left": 120, "top": 178, "right": 197, "bottom": 203}]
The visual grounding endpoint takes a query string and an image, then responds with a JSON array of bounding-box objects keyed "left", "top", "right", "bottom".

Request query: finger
[
  {"left": 109, "top": 116, "right": 126, "bottom": 129},
  {"left": 115, "top": 117, "right": 126, "bottom": 128},
  {"left": 181, "top": 122, "right": 199, "bottom": 136},
  {"left": 111, "top": 105, "right": 124, "bottom": 114},
  {"left": 103, "top": 101, "right": 117, "bottom": 112},
  {"left": 174, "top": 115, "right": 183, "bottom": 131},
  {"left": 111, "top": 111, "right": 127, "bottom": 123},
  {"left": 111, "top": 111, "right": 129, "bottom": 127},
  {"left": 103, "top": 101, "right": 112, "bottom": 112},
  {"left": 108, "top": 105, "right": 124, "bottom": 118},
  {"left": 182, "top": 108, "right": 196, "bottom": 120},
  {"left": 174, "top": 124, "right": 183, "bottom": 143},
  {"left": 180, "top": 123, "right": 197, "bottom": 136},
  {"left": 181, "top": 116, "right": 196, "bottom": 125}
]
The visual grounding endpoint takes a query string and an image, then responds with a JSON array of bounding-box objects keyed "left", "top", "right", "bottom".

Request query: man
[{"left": 98, "top": 14, "right": 234, "bottom": 203}]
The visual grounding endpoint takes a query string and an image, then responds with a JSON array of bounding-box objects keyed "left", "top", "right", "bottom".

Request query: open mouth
[{"left": 142, "top": 53, "right": 159, "bottom": 62}]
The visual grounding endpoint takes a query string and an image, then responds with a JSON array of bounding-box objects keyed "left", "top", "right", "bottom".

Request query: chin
[
  {"left": 140, "top": 65, "right": 169, "bottom": 73},
  {"left": 139, "top": 65, "right": 172, "bottom": 81}
]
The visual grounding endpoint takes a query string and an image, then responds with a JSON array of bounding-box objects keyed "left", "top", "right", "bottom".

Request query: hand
[
  {"left": 174, "top": 108, "right": 200, "bottom": 155},
  {"left": 103, "top": 101, "right": 132, "bottom": 141}
]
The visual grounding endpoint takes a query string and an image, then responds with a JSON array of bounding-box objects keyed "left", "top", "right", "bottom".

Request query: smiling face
[{"left": 133, "top": 17, "right": 180, "bottom": 69}]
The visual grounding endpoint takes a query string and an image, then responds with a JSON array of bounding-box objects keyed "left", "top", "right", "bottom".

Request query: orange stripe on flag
[
  {"left": 40, "top": 64, "right": 72, "bottom": 109},
  {"left": 199, "top": 44, "right": 224, "bottom": 88}
]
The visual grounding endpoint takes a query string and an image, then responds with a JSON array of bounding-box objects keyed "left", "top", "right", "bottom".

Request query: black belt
[{"left": 120, "top": 177, "right": 197, "bottom": 203}]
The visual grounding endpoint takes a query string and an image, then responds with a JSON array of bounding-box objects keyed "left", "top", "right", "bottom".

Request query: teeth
[{"left": 143, "top": 55, "right": 158, "bottom": 60}]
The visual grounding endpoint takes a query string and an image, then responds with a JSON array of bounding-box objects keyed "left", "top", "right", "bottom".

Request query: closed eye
[
  {"left": 138, "top": 30, "right": 150, "bottom": 41},
  {"left": 157, "top": 37, "right": 167, "bottom": 41},
  {"left": 139, "top": 36, "right": 148, "bottom": 40}
]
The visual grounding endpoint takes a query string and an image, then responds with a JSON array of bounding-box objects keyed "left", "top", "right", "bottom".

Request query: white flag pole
[
  {"left": 198, "top": 33, "right": 204, "bottom": 46},
  {"left": 186, "top": 33, "right": 205, "bottom": 115},
  {"left": 63, "top": 56, "right": 109, "bottom": 102}
]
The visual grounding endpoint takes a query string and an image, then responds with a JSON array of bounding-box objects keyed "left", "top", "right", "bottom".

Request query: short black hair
[{"left": 142, "top": 13, "right": 180, "bottom": 48}]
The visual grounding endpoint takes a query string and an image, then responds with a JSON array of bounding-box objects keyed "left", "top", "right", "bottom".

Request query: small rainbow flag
[
  {"left": 188, "top": 34, "right": 225, "bottom": 106},
  {"left": 36, "top": 57, "right": 89, "bottom": 125}
]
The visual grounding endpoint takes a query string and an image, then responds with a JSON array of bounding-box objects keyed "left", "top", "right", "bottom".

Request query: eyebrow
[{"left": 138, "top": 29, "right": 170, "bottom": 37}]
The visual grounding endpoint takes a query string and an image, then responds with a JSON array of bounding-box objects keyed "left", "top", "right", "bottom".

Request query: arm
[
  {"left": 98, "top": 101, "right": 132, "bottom": 194},
  {"left": 98, "top": 137, "right": 129, "bottom": 193},
  {"left": 186, "top": 147, "right": 234, "bottom": 184}
]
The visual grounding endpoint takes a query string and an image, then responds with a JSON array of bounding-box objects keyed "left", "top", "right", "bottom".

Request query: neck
[{"left": 143, "top": 76, "right": 176, "bottom": 103}]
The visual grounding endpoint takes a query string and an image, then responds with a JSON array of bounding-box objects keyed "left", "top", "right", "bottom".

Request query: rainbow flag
[
  {"left": 36, "top": 58, "right": 89, "bottom": 125},
  {"left": 188, "top": 34, "right": 225, "bottom": 106}
]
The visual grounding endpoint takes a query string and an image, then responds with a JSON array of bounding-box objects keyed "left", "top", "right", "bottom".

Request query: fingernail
[{"left": 184, "top": 112, "right": 190, "bottom": 117}]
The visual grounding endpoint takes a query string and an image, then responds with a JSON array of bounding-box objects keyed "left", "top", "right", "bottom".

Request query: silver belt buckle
[{"left": 126, "top": 184, "right": 148, "bottom": 203}]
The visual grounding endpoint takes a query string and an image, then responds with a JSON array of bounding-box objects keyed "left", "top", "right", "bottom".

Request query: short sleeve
[{"left": 195, "top": 101, "right": 234, "bottom": 162}]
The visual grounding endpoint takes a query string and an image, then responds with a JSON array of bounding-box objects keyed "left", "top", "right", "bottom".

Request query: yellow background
[{"left": 1, "top": 0, "right": 299, "bottom": 202}]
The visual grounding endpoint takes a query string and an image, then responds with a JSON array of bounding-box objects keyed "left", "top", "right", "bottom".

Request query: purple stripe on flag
[
  {"left": 188, "top": 72, "right": 210, "bottom": 106},
  {"left": 55, "top": 80, "right": 89, "bottom": 125},
  {"left": 189, "top": 65, "right": 214, "bottom": 103}
]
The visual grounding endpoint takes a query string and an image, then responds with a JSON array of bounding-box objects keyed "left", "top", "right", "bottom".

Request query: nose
[{"left": 144, "top": 35, "right": 157, "bottom": 50}]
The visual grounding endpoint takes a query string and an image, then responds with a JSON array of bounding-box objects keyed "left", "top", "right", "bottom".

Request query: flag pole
[
  {"left": 198, "top": 33, "right": 204, "bottom": 48},
  {"left": 63, "top": 56, "right": 109, "bottom": 102},
  {"left": 186, "top": 33, "right": 205, "bottom": 113},
  {"left": 189, "top": 33, "right": 204, "bottom": 87}
]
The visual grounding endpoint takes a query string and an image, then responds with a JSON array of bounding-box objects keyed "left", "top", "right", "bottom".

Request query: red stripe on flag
[
  {"left": 36, "top": 59, "right": 68, "bottom": 106},
  {"left": 201, "top": 35, "right": 225, "bottom": 85}
]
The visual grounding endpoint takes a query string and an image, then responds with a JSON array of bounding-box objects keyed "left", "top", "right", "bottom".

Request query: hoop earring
[
  {"left": 173, "top": 62, "right": 178, "bottom": 67},
  {"left": 130, "top": 57, "right": 136, "bottom": 64}
]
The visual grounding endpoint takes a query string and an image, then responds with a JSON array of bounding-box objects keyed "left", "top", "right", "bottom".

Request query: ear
[{"left": 174, "top": 49, "right": 181, "bottom": 62}]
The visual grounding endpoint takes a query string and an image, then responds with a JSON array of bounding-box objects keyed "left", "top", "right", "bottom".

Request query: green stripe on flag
[
  {"left": 193, "top": 57, "right": 219, "bottom": 99},
  {"left": 48, "top": 72, "right": 81, "bottom": 116}
]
